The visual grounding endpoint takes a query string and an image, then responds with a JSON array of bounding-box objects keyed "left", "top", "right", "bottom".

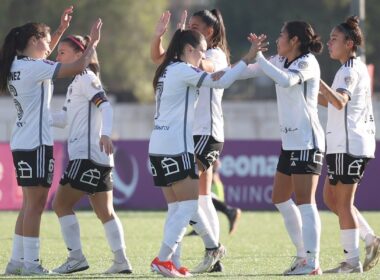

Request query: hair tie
[{"left": 67, "top": 35, "right": 85, "bottom": 51}]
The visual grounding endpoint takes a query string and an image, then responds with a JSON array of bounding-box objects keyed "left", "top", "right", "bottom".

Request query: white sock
[
  {"left": 298, "top": 204, "right": 321, "bottom": 267},
  {"left": 275, "top": 199, "right": 305, "bottom": 258},
  {"left": 103, "top": 217, "right": 127, "bottom": 263},
  {"left": 23, "top": 237, "right": 40, "bottom": 269},
  {"left": 199, "top": 195, "right": 220, "bottom": 241},
  {"left": 190, "top": 207, "right": 218, "bottom": 249},
  {"left": 341, "top": 229, "right": 360, "bottom": 265},
  {"left": 356, "top": 211, "right": 375, "bottom": 246},
  {"left": 59, "top": 215, "right": 83, "bottom": 260},
  {"left": 172, "top": 242, "right": 181, "bottom": 269},
  {"left": 160, "top": 200, "right": 198, "bottom": 260},
  {"left": 10, "top": 234, "right": 24, "bottom": 262}
]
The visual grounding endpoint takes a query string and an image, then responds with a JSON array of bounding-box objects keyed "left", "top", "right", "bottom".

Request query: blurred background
[{"left": 0, "top": 0, "right": 379, "bottom": 211}]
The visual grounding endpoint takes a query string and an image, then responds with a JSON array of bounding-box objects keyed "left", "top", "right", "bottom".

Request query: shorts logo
[
  {"left": 80, "top": 168, "right": 101, "bottom": 186},
  {"left": 348, "top": 159, "right": 363, "bottom": 176},
  {"left": 161, "top": 158, "right": 179, "bottom": 176},
  {"left": 313, "top": 152, "right": 323, "bottom": 165},
  {"left": 206, "top": 151, "right": 220, "bottom": 164},
  {"left": 150, "top": 162, "right": 157, "bottom": 176},
  {"left": 17, "top": 161, "right": 32, "bottom": 178}
]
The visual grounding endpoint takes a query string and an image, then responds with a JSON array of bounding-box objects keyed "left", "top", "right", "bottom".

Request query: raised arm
[
  {"left": 56, "top": 19, "right": 102, "bottom": 79},
  {"left": 150, "top": 11, "right": 171, "bottom": 65},
  {"left": 49, "top": 6, "right": 73, "bottom": 53}
]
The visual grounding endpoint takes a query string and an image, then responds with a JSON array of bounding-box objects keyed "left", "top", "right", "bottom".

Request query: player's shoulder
[{"left": 294, "top": 53, "right": 318, "bottom": 70}]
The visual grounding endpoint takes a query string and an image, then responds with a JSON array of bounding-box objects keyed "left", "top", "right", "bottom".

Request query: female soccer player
[
  {"left": 149, "top": 28, "right": 259, "bottom": 277},
  {"left": 226, "top": 21, "right": 325, "bottom": 275},
  {"left": 151, "top": 9, "right": 232, "bottom": 273},
  {"left": 319, "top": 16, "right": 378, "bottom": 274},
  {"left": 50, "top": 34, "right": 132, "bottom": 274},
  {"left": 0, "top": 7, "right": 102, "bottom": 275}
]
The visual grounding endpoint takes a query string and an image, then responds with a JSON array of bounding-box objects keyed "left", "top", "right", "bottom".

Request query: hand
[
  {"left": 155, "top": 11, "right": 171, "bottom": 37},
  {"left": 59, "top": 6, "right": 73, "bottom": 31},
  {"left": 211, "top": 71, "right": 226, "bottom": 81},
  {"left": 89, "top": 18, "right": 103, "bottom": 47},
  {"left": 244, "top": 33, "right": 269, "bottom": 62},
  {"left": 99, "top": 135, "right": 113, "bottom": 155},
  {"left": 176, "top": 10, "right": 188, "bottom": 30}
]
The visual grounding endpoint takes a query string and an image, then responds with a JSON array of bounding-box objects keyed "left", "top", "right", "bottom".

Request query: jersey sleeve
[
  {"left": 205, "top": 48, "right": 228, "bottom": 71},
  {"left": 334, "top": 67, "right": 359, "bottom": 98},
  {"left": 32, "top": 59, "right": 61, "bottom": 81},
  {"left": 289, "top": 55, "right": 318, "bottom": 84},
  {"left": 180, "top": 61, "right": 246, "bottom": 89},
  {"left": 79, "top": 71, "right": 108, "bottom": 105}
]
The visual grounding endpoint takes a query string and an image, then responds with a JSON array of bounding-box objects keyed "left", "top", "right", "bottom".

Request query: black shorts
[
  {"left": 193, "top": 135, "right": 224, "bottom": 171},
  {"left": 277, "top": 148, "right": 324, "bottom": 176},
  {"left": 12, "top": 145, "right": 54, "bottom": 188},
  {"left": 149, "top": 153, "right": 199, "bottom": 187},
  {"left": 60, "top": 159, "right": 113, "bottom": 194},
  {"left": 326, "top": 153, "right": 370, "bottom": 185}
]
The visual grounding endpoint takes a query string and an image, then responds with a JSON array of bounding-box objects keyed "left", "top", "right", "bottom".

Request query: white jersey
[
  {"left": 326, "top": 57, "right": 376, "bottom": 157},
  {"left": 8, "top": 56, "right": 61, "bottom": 151},
  {"left": 256, "top": 53, "right": 325, "bottom": 152},
  {"left": 63, "top": 69, "right": 114, "bottom": 166},
  {"left": 149, "top": 60, "right": 246, "bottom": 156},
  {"left": 193, "top": 47, "right": 228, "bottom": 142}
]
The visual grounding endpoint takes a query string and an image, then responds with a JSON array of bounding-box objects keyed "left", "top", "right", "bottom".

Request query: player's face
[
  {"left": 276, "top": 27, "right": 292, "bottom": 57},
  {"left": 186, "top": 39, "right": 207, "bottom": 67},
  {"left": 189, "top": 16, "right": 212, "bottom": 43},
  {"left": 35, "top": 34, "right": 51, "bottom": 59},
  {"left": 56, "top": 42, "right": 82, "bottom": 63},
  {"left": 327, "top": 28, "right": 352, "bottom": 61}
]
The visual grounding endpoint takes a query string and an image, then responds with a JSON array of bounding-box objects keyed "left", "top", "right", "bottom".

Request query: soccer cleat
[
  {"left": 151, "top": 257, "right": 184, "bottom": 278},
  {"left": 283, "top": 256, "right": 306, "bottom": 275},
  {"left": 209, "top": 260, "right": 224, "bottom": 272},
  {"left": 227, "top": 208, "right": 242, "bottom": 235},
  {"left": 363, "top": 236, "right": 380, "bottom": 271},
  {"left": 285, "top": 258, "right": 322, "bottom": 276},
  {"left": 21, "top": 264, "right": 54, "bottom": 275},
  {"left": 177, "top": 266, "right": 192, "bottom": 277},
  {"left": 191, "top": 244, "right": 226, "bottom": 273},
  {"left": 4, "top": 260, "right": 23, "bottom": 275},
  {"left": 53, "top": 257, "right": 89, "bottom": 274},
  {"left": 104, "top": 258, "right": 133, "bottom": 274},
  {"left": 325, "top": 261, "right": 363, "bottom": 273}
]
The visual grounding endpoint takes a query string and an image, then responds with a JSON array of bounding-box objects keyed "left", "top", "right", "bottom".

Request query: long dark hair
[
  {"left": 60, "top": 34, "right": 100, "bottom": 76},
  {"left": 153, "top": 29, "right": 205, "bottom": 89},
  {"left": 335, "top": 16, "right": 363, "bottom": 52},
  {"left": 0, "top": 22, "right": 50, "bottom": 92},
  {"left": 284, "top": 21, "right": 323, "bottom": 55},
  {"left": 192, "top": 9, "right": 230, "bottom": 64}
]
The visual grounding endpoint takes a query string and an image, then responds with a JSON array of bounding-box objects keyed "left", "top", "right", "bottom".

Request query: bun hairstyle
[
  {"left": 153, "top": 29, "right": 205, "bottom": 90},
  {"left": 284, "top": 21, "right": 323, "bottom": 55},
  {"left": 61, "top": 34, "right": 100, "bottom": 76},
  {"left": 336, "top": 16, "right": 363, "bottom": 51},
  {"left": 0, "top": 22, "right": 50, "bottom": 92},
  {"left": 192, "top": 9, "right": 230, "bottom": 64}
]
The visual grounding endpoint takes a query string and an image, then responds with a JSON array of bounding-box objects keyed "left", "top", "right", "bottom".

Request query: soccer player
[
  {"left": 149, "top": 28, "right": 259, "bottom": 277},
  {"left": 319, "top": 16, "right": 378, "bottom": 274},
  {"left": 151, "top": 9, "right": 233, "bottom": 273},
  {"left": 0, "top": 7, "right": 102, "bottom": 275},
  {"left": 50, "top": 34, "right": 132, "bottom": 274},
  {"left": 225, "top": 21, "right": 325, "bottom": 275}
]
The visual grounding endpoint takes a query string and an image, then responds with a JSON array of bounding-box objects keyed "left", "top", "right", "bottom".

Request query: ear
[
  {"left": 290, "top": 35, "right": 299, "bottom": 46},
  {"left": 29, "top": 36, "right": 38, "bottom": 46},
  {"left": 185, "top": 43, "right": 194, "bottom": 53},
  {"left": 346, "top": 39, "right": 354, "bottom": 50},
  {"left": 206, "top": 27, "right": 214, "bottom": 40}
]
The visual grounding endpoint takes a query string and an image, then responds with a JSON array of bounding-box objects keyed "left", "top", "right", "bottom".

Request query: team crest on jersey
[
  {"left": 344, "top": 76, "right": 354, "bottom": 86},
  {"left": 91, "top": 77, "right": 102, "bottom": 89},
  {"left": 298, "top": 61, "right": 308, "bottom": 69},
  {"left": 42, "top": 59, "right": 55, "bottom": 65},
  {"left": 191, "top": 66, "right": 202, "bottom": 73}
]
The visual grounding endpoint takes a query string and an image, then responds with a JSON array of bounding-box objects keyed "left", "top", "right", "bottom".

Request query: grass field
[{"left": 0, "top": 211, "right": 379, "bottom": 279}]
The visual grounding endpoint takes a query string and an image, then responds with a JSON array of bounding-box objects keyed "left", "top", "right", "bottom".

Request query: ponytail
[
  {"left": 153, "top": 29, "right": 204, "bottom": 90},
  {"left": 284, "top": 21, "right": 323, "bottom": 55},
  {"left": 193, "top": 9, "right": 230, "bottom": 64},
  {"left": 0, "top": 22, "right": 50, "bottom": 92}
]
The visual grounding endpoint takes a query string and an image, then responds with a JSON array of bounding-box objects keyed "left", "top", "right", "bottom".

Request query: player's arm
[
  {"left": 56, "top": 19, "right": 102, "bottom": 78},
  {"left": 319, "top": 79, "right": 349, "bottom": 110},
  {"left": 317, "top": 91, "right": 328, "bottom": 107},
  {"left": 150, "top": 11, "right": 171, "bottom": 65},
  {"left": 49, "top": 6, "right": 73, "bottom": 53}
]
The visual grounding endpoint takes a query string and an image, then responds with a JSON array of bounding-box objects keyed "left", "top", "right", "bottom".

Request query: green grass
[{"left": 0, "top": 211, "right": 379, "bottom": 279}]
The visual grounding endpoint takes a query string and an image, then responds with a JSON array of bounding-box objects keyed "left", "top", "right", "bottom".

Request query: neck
[
  {"left": 339, "top": 52, "right": 356, "bottom": 64},
  {"left": 286, "top": 49, "right": 302, "bottom": 62},
  {"left": 18, "top": 49, "right": 37, "bottom": 59}
]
